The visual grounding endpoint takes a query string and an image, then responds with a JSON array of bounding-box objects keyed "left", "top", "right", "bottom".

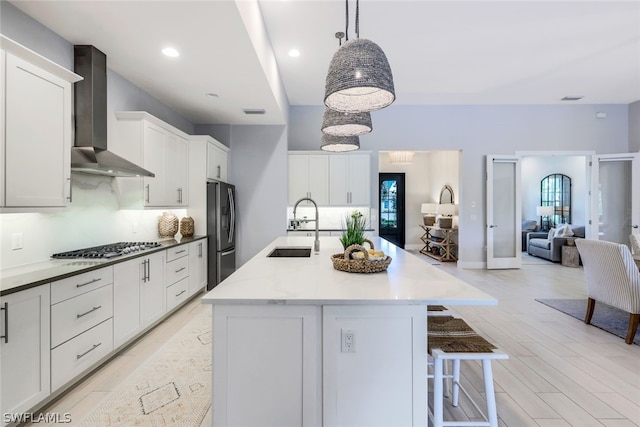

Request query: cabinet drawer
[
  {"left": 51, "top": 318, "right": 113, "bottom": 391},
  {"left": 166, "top": 277, "right": 189, "bottom": 312},
  {"left": 51, "top": 284, "right": 113, "bottom": 348},
  {"left": 51, "top": 267, "right": 113, "bottom": 304},
  {"left": 165, "top": 256, "right": 189, "bottom": 285},
  {"left": 166, "top": 245, "right": 189, "bottom": 262}
]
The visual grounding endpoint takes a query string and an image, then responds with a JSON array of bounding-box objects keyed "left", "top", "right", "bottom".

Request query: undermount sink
[{"left": 267, "top": 246, "right": 312, "bottom": 258}]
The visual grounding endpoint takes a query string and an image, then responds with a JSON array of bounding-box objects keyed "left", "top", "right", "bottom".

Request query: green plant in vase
[{"left": 339, "top": 210, "right": 367, "bottom": 251}]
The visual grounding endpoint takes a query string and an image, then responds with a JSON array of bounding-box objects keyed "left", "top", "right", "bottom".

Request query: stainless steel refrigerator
[{"left": 207, "top": 181, "right": 236, "bottom": 290}]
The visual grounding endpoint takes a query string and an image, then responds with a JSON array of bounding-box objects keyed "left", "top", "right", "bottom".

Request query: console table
[{"left": 420, "top": 225, "right": 458, "bottom": 262}]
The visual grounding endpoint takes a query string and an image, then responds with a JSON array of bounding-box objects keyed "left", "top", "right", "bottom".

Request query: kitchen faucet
[{"left": 293, "top": 197, "right": 320, "bottom": 252}]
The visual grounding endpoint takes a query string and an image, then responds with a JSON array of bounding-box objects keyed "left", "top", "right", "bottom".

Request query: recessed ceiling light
[
  {"left": 162, "top": 47, "right": 180, "bottom": 58},
  {"left": 206, "top": 93, "right": 219, "bottom": 98},
  {"left": 561, "top": 96, "right": 583, "bottom": 101},
  {"left": 243, "top": 108, "right": 266, "bottom": 115},
  {"left": 288, "top": 49, "right": 300, "bottom": 58}
]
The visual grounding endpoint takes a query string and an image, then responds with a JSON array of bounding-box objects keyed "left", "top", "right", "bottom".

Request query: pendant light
[
  {"left": 321, "top": 134, "right": 360, "bottom": 152},
  {"left": 321, "top": 107, "right": 372, "bottom": 136},
  {"left": 324, "top": 0, "right": 395, "bottom": 113}
]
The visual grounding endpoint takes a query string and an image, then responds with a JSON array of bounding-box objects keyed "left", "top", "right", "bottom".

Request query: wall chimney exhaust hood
[{"left": 72, "top": 45, "right": 154, "bottom": 177}]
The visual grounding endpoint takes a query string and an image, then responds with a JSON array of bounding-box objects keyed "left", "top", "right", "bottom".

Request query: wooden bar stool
[{"left": 427, "top": 316, "right": 508, "bottom": 427}]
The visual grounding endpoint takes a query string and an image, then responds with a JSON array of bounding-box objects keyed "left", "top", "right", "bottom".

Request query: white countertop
[{"left": 202, "top": 236, "right": 496, "bottom": 306}]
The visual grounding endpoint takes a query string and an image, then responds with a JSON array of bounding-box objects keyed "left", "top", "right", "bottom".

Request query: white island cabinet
[{"left": 202, "top": 236, "right": 496, "bottom": 427}]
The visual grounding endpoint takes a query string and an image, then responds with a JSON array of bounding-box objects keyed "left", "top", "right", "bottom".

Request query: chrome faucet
[{"left": 293, "top": 197, "right": 320, "bottom": 252}]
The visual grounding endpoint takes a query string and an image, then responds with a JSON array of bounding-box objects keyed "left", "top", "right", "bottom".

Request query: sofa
[
  {"left": 527, "top": 225, "right": 585, "bottom": 262},
  {"left": 521, "top": 219, "right": 538, "bottom": 251}
]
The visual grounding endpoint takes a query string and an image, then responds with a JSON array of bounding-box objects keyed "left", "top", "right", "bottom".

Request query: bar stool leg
[
  {"left": 433, "top": 357, "right": 444, "bottom": 427},
  {"left": 482, "top": 359, "right": 498, "bottom": 427},
  {"left": 452, "top": 358, "right": 461, "bottom": 407}
]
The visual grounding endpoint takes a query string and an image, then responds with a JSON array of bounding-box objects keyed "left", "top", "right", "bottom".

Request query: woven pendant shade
[
  {"left": 321, "top": 107, "right": 372, "bottom": 137},
  {"left": 324, "top": 38, "right": 395, "bottom": 113},
  {"left": 321, "top": 134, "right": 360, "bottom": 152}
]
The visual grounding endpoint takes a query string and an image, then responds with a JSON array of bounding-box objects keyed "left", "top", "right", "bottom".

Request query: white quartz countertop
[{"left": 202, "top": 236, "right": 496, "bottom": 306}]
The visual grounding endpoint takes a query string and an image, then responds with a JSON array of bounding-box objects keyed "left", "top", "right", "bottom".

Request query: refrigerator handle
[{"left": 228, "top": 187, "right": 235, "bottom": 244}]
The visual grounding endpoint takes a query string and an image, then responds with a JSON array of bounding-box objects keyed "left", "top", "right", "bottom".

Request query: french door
[
  {"left": 590, "top": 153, "right": 640, "bottom": 246},
  {"left": 486, "top": 155, "right": 522, "bottom": 269}
]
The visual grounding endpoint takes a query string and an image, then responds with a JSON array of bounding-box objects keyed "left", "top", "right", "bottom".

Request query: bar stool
[{"left": 427, "top": 316, "right": 508, "bottom": 427}]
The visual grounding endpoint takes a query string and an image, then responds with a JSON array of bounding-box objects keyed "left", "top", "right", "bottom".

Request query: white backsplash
[
  {"left": 286, "top": 206, "right": 373, "bottom": 230},
  {"left": 0, "top": 173, "right": 187, "bottom": 270}
]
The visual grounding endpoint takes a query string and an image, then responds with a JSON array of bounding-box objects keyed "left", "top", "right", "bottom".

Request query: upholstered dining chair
[
  {"left": 630, "top": 234, "right": 640, "bottom": 255},
  {"left": 575, "top": 239, "right": 640, "bottom": 344}
]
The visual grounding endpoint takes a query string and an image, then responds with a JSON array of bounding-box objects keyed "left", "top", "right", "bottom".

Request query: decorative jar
[
  {"left": 158, "top": 211, "right": 179, "bottom": 237},
  {"left": 180, "top": 217, "right": 195, "bottom": 237}
]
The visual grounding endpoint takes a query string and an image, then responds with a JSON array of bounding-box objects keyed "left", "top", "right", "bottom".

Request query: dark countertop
[{"left": 0, "top": 235, "right": 207, "bottom": 296}]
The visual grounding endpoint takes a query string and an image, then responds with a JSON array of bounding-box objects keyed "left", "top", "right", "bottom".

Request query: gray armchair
[{"left": 527, "top": 225, "right": 585, "bottom": 262}]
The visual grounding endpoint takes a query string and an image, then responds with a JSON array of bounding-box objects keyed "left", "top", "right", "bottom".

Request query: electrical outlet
[
  {"left": 11, "top": 232, "right": 23, "bottom": 250},
  {"left": 341, "top": 329, "right": 355, "bottom": 353}
]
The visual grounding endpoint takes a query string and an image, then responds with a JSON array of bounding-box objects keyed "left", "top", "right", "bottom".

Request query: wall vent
[{"left": 243, "top": 108, "right": 266, "bottom": 115}]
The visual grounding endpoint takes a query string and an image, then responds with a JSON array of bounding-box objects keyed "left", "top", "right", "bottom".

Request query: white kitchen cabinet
[
  {"left": 112, "top": 111, "right": 189, "bottom": 208},
  {"left": 0, "top": 36, "right": 81, "bottom": 208},
  {"left": 165, "top": 247, "right": 189, "bottom": 312},
  {"left": 329, "top": 154, "right": 370, "bottom": 206},
  {"left": 188, "top": 240, "right": 208, "bottom": 296},
  {"left": 141, "top": 251, "right": 166, "bottom": 326},
  {"left": 113, "top": 258, "right": 143, "bottom": 348},
  {"left": 0, "top": 284, "right": 51, "bottom": 419},
  {"left": 289, "top": 154, "right": 329, "bottom": 205},
  {"left": 191, "top": 135, "right": 229, "bottom": 182}
]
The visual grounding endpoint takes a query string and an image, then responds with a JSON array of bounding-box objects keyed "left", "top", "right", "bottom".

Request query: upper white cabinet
[
  {"left": 288, "top": 154, "right": 329, "bottom": 205},
  {"left": 190, "top": 135, "right": 229, "bottom": 183},
  {"left": 0, "top": 36, "right": 81, "bottom": 208},
  {"left": 111, "top": 111, "right": 189, "bottom": 208},
  {"left": 0, "top": 284, "right": 51, "bottom": 419},
  {"left": 329, "top": 154, "right": 371, "bottom": 206}
]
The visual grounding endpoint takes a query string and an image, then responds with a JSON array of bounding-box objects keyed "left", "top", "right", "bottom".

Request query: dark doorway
[{"left": 379, "top": 173, "right": 405, "bottom": 248}]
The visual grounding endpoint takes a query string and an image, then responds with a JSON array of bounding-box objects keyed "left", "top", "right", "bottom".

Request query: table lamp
[{"left": 536, "top": 205, "right": 554, "bottom": 231}]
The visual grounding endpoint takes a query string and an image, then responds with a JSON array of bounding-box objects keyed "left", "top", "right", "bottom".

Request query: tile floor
[{"left": 23, "top": 253, "right": 640, "bottom": 426}]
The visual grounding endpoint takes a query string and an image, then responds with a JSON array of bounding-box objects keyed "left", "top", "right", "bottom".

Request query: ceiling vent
[
  {"left": 561, "top": 96, "right": 584, "bottom": 101},
  {"left": 243, "top": 108, "right": 266, "bottom": 115}
]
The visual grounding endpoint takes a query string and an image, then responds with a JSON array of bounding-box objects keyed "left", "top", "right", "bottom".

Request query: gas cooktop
[{"left": 51, "top": 241, "right": 162, "bottom": 259}]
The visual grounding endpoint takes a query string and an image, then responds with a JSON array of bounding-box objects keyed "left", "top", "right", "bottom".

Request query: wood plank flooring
[{"left": 23, "top": 255, "right": 640, "bottom": 426}]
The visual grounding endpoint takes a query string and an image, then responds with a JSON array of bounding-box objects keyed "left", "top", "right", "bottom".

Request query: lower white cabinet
[
  {"left": 165, "top": 247, "right": 189, "bottom": 312},
  {"left": 51, "top": 319, "right": 113, "bottom": 391},
  {"left": 166, "top": 278, "right": 189, "bottom": 312},
  {"left": 189, "top": 240, "right": 208, "bottom": 296},
  {"left": 141, "top": 252, "right": 166, "bottom": 325},
  {"left": 0, "top": 285, "right": 51, "bottom": 421}
]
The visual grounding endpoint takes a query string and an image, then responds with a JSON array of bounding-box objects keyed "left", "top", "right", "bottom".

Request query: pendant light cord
[
  {"left": 345, "top": 0, "right": 349, "bottom": 42},
  {"left": 355, "top": 0, "right": 360, "bottom": 38}
]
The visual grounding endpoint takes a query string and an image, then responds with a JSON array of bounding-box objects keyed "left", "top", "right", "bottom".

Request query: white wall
[
  {"left": 630, "top": 101, "right": 640, "bottom": 152},
  {"left": 228, "top": 125, "right": 288, "bottom": 266},
  {"left": 289, "top": 105, "right": 630, "bottom": 267}
]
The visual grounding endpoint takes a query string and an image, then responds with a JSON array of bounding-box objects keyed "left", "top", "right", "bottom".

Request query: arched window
[{"left": 540, "top": 173, "right": 571, "bottom": 228}]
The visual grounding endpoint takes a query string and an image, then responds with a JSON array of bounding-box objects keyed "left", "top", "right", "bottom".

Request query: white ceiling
[{"left": 10, "top": 0, "right": 640, "bottom": 126}]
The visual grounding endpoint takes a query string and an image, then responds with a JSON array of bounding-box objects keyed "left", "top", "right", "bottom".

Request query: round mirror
[{"left": 439, "top": 185, "right": 454, "bottom": 204}]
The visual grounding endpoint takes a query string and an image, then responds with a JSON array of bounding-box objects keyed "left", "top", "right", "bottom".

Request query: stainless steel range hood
[{"left": 72, "top": 45, "right": 154, "bottom": 177}]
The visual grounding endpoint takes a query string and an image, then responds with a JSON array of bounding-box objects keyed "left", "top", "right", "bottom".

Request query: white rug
[{"left": 79, "top": 308, "right": 212, "bottom": 426}]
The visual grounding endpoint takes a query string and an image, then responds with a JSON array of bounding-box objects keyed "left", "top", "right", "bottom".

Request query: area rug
[
  {"left": 536, "top": 299, "right": 639, "bottom": 345},
  {"left": 79, "top": 308, "right": 212, "bottom": 426}
]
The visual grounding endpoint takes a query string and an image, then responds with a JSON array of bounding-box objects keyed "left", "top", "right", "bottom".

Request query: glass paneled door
[
  {"left": 379, "top": 173, "right": 405, "bottom": 248},
  {"left": 486, "top": 155, "right": 522, "bottom": 269},
  {"left": 590, "top": 154, "right": 640, "bottom": 247}
]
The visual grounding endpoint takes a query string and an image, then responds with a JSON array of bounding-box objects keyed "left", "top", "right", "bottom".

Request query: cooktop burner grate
[{"left": 52, "top": 241, "right": 162, "bottom": 259}]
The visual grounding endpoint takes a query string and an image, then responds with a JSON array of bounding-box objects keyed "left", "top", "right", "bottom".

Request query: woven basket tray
[{"left": 331, "top": 239, "right": 392, "bottom": 273}]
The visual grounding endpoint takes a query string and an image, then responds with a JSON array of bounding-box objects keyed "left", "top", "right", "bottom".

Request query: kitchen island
[{"left": 202, "top": 236, "right": 496, "bottom": 427}]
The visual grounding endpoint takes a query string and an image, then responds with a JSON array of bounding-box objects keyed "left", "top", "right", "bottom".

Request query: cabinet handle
[
  {"left": 175, "top": 290, "right": 186, "bottom": 297},
  {"left": 175, "top": 249, "right": 186, "bottom": 255},
  {"left": 145, "top": 259, "right": 150, "bottom": 282},
  {"left": 142, "top": 259, "right": 149, "bottom": 282},
  {"left": 198, "top": 242, "right": 203, "bottom": 257},
  {"left": 67, "top": 177, "right": 72, "bottom": 202},
  {"left": 217, "top": 165, "right": 221, "bottom": 179},
  {"left": 1, "top": 302, "right": 8, "bottom": 344},
  {"left": 76, "top": 342, "right": 102, "bottom": 360},
  {"left": 145, "top": 184, "right": 150, "bottom": 203},
  {"left": 76, "top": 305, "right": 102, "bottom": 319},
  {"left": 177, "top": 188, "right": 182, "bottom": 204},
  {"left": 175, "top": 267, "right": 186, "bottom": 273},
  {"left": 76, "top": 278, "right": 101, "bottom": 288}
]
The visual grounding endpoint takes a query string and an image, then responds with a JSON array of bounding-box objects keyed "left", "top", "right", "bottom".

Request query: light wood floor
[{"left": 24, "top": 255, "right": 640, "bottom": 427}]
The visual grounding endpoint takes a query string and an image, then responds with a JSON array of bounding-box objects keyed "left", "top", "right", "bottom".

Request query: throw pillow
[
  {"left": 522, "top": 220, "right": 537, "bottom": 231},
  {"left": 556, "top": 224, "right": 574, "bottom": 237},
  {"left": 548, "top": 228, "right": 556, "bottom": 240}
]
